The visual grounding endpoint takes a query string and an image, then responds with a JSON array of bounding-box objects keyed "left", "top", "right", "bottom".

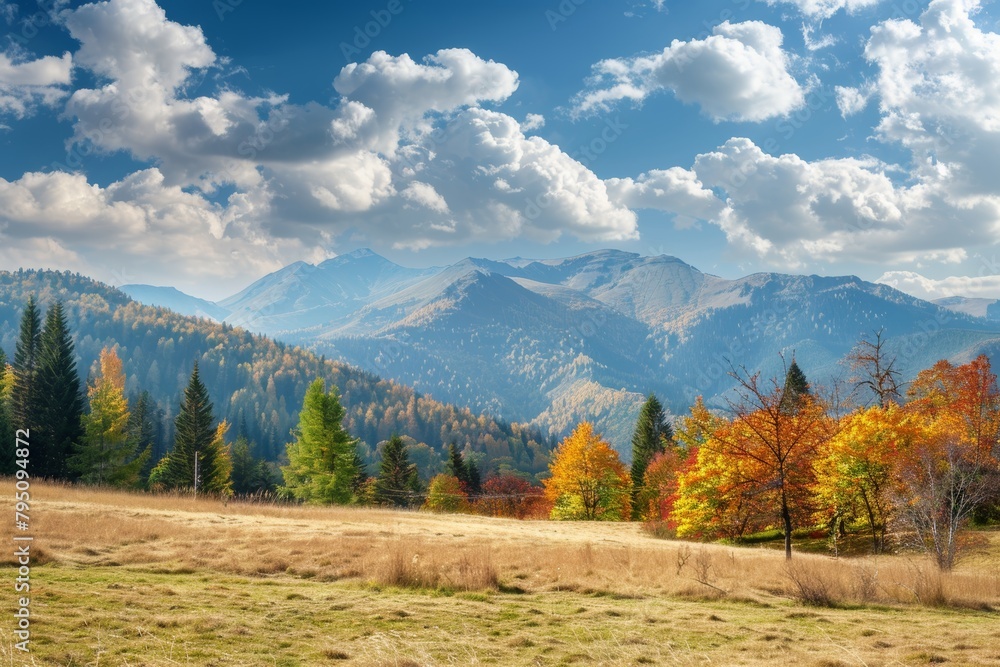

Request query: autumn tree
[
  {"left": 715, "top": 365, "right": 830, "bottom": 558},
  {"left": 629, "top": 394, "right": 672, "bottom": 520},
  {"left": 0, "top": 350, "right": 13, "bottom": 475},
  {"left": 544, "top": 422, "right": 631, "bottom": 521},
  {"left": 476, "top": 474, "right": 543, "bottom": 519},
  {"left": 374, "top": 434, "right": 420, "bottom": 507},
  {"left": 70, "top": 348, "right": 150, "bottom": 486},
  {"left": 848, "top": 328, "right": 902, "bottom": 407},
  {"left": 896, "top": 356, "right": 1000, "bottom": 569},
  {"left": 813, "top": 405, "right": 915, "bottom": 553},
  {"left": 35, "top": 302, "right": 84, "bottom": 479},
  {"left": 424, "top": 474, "right": 469, "bottom": 512},
  {"left": 281, "top": 378, "right": 361, "bottom": 504}
]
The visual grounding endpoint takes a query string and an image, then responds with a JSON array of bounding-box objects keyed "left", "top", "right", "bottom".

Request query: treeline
[{"left": 0, "top": 271, "right": 556, "bottom": 479}]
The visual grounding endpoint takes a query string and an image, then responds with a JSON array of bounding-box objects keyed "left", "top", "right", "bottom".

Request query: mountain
[
  {"left": 120, "top": 284, "right": 231, "bottom": 322},
  {"left": 932, "top": 296, "right": 1000, "bottom": 320},
  {"left": 219, "top": 249, "right": 437, "bottom": 335},
  {"left": 0, "top": 270, "right": 555, "bottom": 480},
  {"left": 203, "top": 250, "right": 1000, "bottom": 458}
]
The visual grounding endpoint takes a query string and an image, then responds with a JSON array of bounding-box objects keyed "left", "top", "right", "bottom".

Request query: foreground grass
[{"left": 2, "top": 481, "right": 999, "bottom": 665}]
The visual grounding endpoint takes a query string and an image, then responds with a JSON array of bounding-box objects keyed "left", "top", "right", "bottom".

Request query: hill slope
[{"left": 0, "top": 270, "right": 555, "bottom": 480}]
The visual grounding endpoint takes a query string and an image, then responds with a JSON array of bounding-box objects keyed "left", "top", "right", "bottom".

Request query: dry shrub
[
  {"left": 785, "top": 561, "right": 843, "bottom": 607},
  {"left": 369, "top": 539, "right": 498, "bottom": 592}
]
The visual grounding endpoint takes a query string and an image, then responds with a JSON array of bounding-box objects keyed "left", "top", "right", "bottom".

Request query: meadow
[{"left": 2, "top": 480, "right": 999, "bottom": 666}]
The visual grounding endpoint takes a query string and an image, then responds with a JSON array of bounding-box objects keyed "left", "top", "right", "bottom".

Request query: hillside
[
  {"left": 0, "top": 269, "right": 555, "bottom": 480},
  {"left": 149, "top": 250, "right": 1000, "bottom": 458}
]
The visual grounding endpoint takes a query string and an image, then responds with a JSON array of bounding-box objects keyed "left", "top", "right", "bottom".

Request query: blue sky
[{"left": 2, "top": 0, "right": 1000, "bottom": 301}]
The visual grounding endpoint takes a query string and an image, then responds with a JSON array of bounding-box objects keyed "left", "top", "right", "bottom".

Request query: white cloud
[
  {"left": 621, "top": 137, "right": 1000, "bottom": 268},
  {"left": 573, "top": 21, "right": 805, "bottom": 122},
  {"left": 0, "top": 169, "right": 311, "bottom": 298},
  {"left": 876, "top": 271, "right": 1000, "bottom": 300},
  {"left": 606, "top": 168, "right": 724, "bottom": 228},
  {"left": 0, "top": 51, "right": 72, "bottom": 118},
  {"left": 758, "top": 0, "right": 884, "bottom": 19},
  {"left": 521, "top": 113, "right": 545, "bottom": 131},
  {"left": 864, "top": 0, "right": 1000, "bottom": 199},
  {"left": 835, "top": 84, "right": 872, "bottom": 117}
]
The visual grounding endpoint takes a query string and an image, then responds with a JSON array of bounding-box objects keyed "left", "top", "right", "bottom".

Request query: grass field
[{"left": 2, "top": 481, "right": 999, "bottom": 666}]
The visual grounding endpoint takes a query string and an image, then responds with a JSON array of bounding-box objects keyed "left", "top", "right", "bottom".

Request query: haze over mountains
[{"left": 123, "top": 249, "right": 1000, "bottom": 454}]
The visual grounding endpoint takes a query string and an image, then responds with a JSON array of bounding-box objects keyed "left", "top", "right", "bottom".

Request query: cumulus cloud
[
  {"left": 619, "top": 136, "right": 1000, "bottom": 268},
  {"left": 877, "top": 271, "right": 1000, "bottom": 300},
  {"left": 572, "top": 21, "right": 805, "bottom": 122},
  {"left": 521, "top": 113, "right": 545, "bottom": 131},
  {"left": 0, "top": 169, "right": 314, "bottom": 298},
  {"left": 835, "top": 84, "right": 872, "bottom": 117},
  {"left": 0, "top": 51, "right": 72, "bottom": 118},
  {"left": 864, "top": 0, "right": 1000, "bottom": 199},
  {"left": 758, "top": 0, "right": 884, "bottom": 19},
  {"left": 606, "top": 168, "right": 724, "bottom": 229}
]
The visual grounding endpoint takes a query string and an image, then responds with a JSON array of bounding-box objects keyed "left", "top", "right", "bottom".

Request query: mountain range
[{"left": 122, "top": 249, "right": 1000, "bottom": 455}]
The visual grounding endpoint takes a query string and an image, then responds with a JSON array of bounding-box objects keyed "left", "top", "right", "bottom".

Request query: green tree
[
  {"left": 11, "top": 297, "right": 41, "bottom": 449},
  {"left": 629, "top": 394, "right": 672, "bottom": 520},
  {"left": 780, "top": 358, "right": 811, "bottom": 415},
  {"left": 129, "top": 390, "right": 161, "bottom": 484},
  {"left": 70, "top": 348, "right": 150, "bottom": 486},
  {"left": 374, "top": 434, "right": 420, "bottom": 507},
  {"left": 158, "top": 362, "right": 230, "bottom": 493},
  {"left": 281, "top": 378, "right": 362, "bottom": 504},
  {"left": 35, "top": 302, "right": 84, "bottom": 479},
  {"left": 424, "top": 474, "right": 470, "bottom": 512},
  {"left": 445, "top": 441, "right": 481, "bottom": 496}
]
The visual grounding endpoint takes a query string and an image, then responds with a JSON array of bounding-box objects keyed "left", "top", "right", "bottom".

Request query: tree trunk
[{"left": 781, "top": 493, "right": 793, "bottom": 560}]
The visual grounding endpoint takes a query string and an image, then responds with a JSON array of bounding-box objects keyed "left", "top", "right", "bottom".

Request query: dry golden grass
[
  {"left": 2, "top": 480, "right": 999, "bottom": 665},
  {"left": 10, "top": 481, "right": 1000, "bottom": 608}
]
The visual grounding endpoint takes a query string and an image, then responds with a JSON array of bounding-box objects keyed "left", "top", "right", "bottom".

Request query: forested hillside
[{"left": 0, "top": 270, "right": 555, "bottom": 479}]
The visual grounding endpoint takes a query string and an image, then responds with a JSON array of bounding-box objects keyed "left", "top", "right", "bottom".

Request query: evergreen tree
[
  {"left": 0, "top": 350, "right": 14, "bottom": 475},
  {"left": 446, "top": 441, "right": 468, "bottom": 481},
  {"left": 281, "top": 378, "right": 362, "bottom": 504},
  {"left": 11, "top": 297, "right": 41, "bottom": 442},
  {"left": 159, "top": 362, "right": 220, "bottom": 490},
  {"left": 70, "top": 348, "right": 150, "bottom": 486},
  {"left": 629, "top": 394, "right": 672, "bottom": 519},
  {"left": 466, "top": 457, "right": 482, "bottom": 496},
  {"left": 374, "top": 434, "right": 419, "bottom": 507},
  {"left": 129, "top": 390, "right": 161, "bottom": 483},
  {"left": 35, "top": 302, "right": 84, "bottom": 479},
  {"left": 780, "top": 359, "right": 811, "bottom": 415}
]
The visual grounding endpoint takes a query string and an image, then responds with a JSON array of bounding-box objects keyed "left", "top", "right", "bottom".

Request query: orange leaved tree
[{"left": 544, "top": 422, "right": 631, "bottom": 521}]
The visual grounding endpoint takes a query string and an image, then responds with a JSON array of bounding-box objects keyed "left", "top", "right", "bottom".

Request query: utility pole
[{"left": 194, "top": 450, "right": 200, "bottom": 498}]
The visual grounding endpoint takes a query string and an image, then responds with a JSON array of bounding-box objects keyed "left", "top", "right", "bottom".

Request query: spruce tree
[
  {"left": 780, "top": 359, "right": 811, "bottom": 415},
  {"left": 161, "top": 362, "right": 216, "bottom": 490},
  {"left": 129, "top": 390, "right": 160, "bottom": 483},
  {"left": 35, "top": 302, "right": 84, "bottom": 479},
  {"left": 629, "top": 394, "right": 672, "bottom": 520},
  {"left": 11, "top": 297, "right": 41, "bottom": 441},
  {"left": 281, "top": 378, "right": 361, "bottom": 504},
  {"left": 70, "top": 348, "right": 149, "bottom": 486},
  {"left": 446, "top": 441, "right": 468, "bottom": 482},
  {"left": 374, "top": 434, "right": 419, "bottom": 507}
]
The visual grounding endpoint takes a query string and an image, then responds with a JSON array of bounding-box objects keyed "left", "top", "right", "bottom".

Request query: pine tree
[
  {"left": 629, "top": 394, "right": 672, "bottom": 520},
  {"left": 780, "top": 359, "right": 811, "bottom": 415},
  {"left": 35, "top": 302, "right": 84, "bottom": 479},
  {"left": 446, "top": 441, "right": 468, "bottom": 481},
  {"left": 11, "top": 297, "right": 41, "bottom": 443},
  {"left": 159, "top": 362, "right": 218, "bottom": 490},
  {"left": 374, "top": 434, "right": 419, "bottom": 507},
  {"left": 281, "top": 378, "right": 362, "bottom": 504},
  {"left": 128, "top": 390, "right": 160, "bottom": 483},
  {"left": 0, "top": 350, "right": 14, "bottom": 475},
  {"left": 70, "top": 348, "right": 150, "bottom": 486}
]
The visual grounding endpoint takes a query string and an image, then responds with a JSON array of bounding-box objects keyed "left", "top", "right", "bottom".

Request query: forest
[{"left": 2, "top": 270, "right": 999, "bottom": 572}]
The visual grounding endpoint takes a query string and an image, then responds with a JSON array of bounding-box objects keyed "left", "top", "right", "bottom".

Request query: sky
[{"left": 2, "top": 0, "right": 1000, "bottom": 301}]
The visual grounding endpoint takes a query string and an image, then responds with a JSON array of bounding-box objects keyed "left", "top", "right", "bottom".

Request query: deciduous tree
[{"left": 544, "top": 422, "right": 630, "bottom": 521}]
